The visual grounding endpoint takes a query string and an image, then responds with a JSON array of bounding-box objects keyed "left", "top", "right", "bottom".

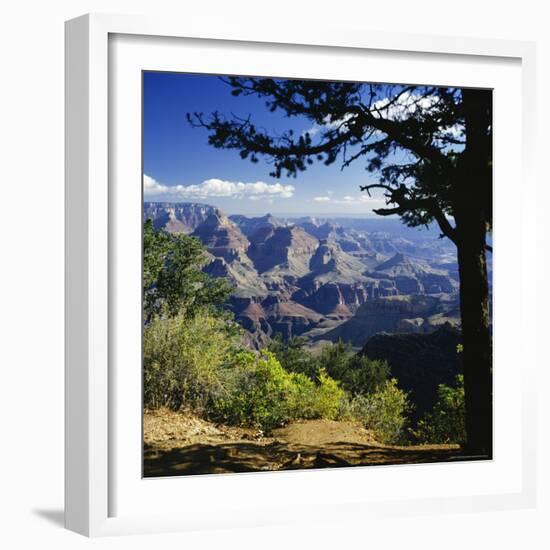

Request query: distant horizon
[
  {"left": 143, "top": 200, "right": 447, "bottom": 239},
  {"left": 143, "top": 199, "right": 400, "bottom": 220}
]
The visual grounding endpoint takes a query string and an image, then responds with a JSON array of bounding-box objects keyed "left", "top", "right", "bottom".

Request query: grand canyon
[{"left": 143, "top": 201, "right": 475, "bottom": 355}]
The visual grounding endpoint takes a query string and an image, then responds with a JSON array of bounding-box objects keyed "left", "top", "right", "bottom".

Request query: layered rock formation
[
  {"left": 144, "top": 202, "right": 461, "bottom": 347},
  {"left": 229, "top": 213, "right": 285, "bottom": 236},
  {"left": 248, "top": 224, "right": 319, "bottom": 277},
  {"left": 316, "top": 294, "right": 460, "bottom": 348},
  {"left": 192, "top": 211, "right": 250, "bottom": 263},
  {"left": 368, "top": 253, "right": 458, "bottom": 294},
  {"left": 143, "top": 202, "right": 216, "bottom": 233}
]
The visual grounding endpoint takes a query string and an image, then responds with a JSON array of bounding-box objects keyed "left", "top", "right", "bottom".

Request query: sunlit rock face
[{"left": 143, "top": 202, "right": 217, "bottom": 233}]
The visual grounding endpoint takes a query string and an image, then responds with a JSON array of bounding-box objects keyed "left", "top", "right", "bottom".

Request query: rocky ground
[{"left": 143, "top": 409, "right": 467, "bottom": 477}]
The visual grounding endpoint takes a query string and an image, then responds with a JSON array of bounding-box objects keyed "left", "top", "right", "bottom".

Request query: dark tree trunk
[
  {"left": 456, "top": 231, "right": 492, "bottom": 456},
  {"left": 453, "top": 88, "right": 493, "bottom": 457}
]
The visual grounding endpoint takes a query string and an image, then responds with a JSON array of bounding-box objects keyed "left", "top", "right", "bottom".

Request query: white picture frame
[{"left": 65, "top": 13, "right": 537, "bottom": 537}]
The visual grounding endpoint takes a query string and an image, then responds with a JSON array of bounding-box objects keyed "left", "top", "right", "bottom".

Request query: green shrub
[
  {"left": 219, "top": 351, "right": 296, "bottom": 431},
  {"left": 212, "top": 350, "right": 294, "bottom": 431},
  {"left": 349, "top": 379, "right": 411, "bottom": 444},
  {"left": 143, "top": 309, "right": 241, "bottom": 411},
  {"left": 270, "top": 337, "right": 390, "bottom": 397},
  {"left": 411, "top": 375, "right": 466, "bottom": 445},
  {"left": 286, "top": 372, "right": 317, "bottom": 418},
  {"left": 316, "top": 340, "right": 352, "bottom": 380},
  {"left": 144, "top": 304, "right": 410, "bottom": 439},
  {"left": 268, "top": 335, "right": 320, "bottom": 379},
  {"left": 312, "top": 370, "right": 347, "bottom": 420},
  {"left": 288, "top": 369, "right": 347, "bottom": 421},
  {"left": 339, "top": 354, "right": 391, "bottom": 396},
  {"left": 212, "top": 352, "right": 347, "bottom": 432}
]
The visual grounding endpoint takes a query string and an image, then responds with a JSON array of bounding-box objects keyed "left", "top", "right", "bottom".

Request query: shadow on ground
[
  {"left": 144, "top": 441, "right": 471, "bottom": 477},
  {"left": 33, "top": 509, "right": 64, "bottom": 527}
]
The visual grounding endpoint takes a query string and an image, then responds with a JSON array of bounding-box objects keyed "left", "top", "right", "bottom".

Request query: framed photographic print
[{"left": 65, "top": 13, "right": 537, "bottom": 536}]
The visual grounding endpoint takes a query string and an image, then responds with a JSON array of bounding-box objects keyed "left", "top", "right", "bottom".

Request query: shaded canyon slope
[{"left": 362, "top": 325, "right": 463, "bottom": 416}]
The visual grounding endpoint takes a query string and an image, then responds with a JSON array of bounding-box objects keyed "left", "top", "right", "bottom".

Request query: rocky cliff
[
  {"left": 316, "top": 294, "right": 460, "bottom": 348},
  {"left": 144, "top": 202, "right": 461, "bottom": 347},
  {"left": 368, "top": 253, "right": 458, "bottom": 294},
  {"left": 192, "top": 211, "right": 250, "bottom": 263},
  {"left": 247, "top": 224, "right": 319, "bottom": 276},
  {"left": 143, "top": 202, "right": 217, "bottom": 233}
]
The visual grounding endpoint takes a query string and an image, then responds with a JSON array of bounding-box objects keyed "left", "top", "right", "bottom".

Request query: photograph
[
  {"left": 1, "top": 0, "right": 545, "bottom": 545},
  {"left": 141, "top": 71, "right": 493, "bottom": 477}
]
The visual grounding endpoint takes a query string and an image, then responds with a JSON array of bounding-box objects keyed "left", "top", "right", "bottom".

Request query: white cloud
[
  {"left": 304, "top": 113, "right": 356, "bottom": 138},
  {"left": 371, "top": 92, "right": 464, "bottom": 142},
  {"left": 304, "top": 93, "right": 437, "bottom": 137},
  {"left": 143, "top": 175, "right": 295, "bottom": 200},
  {"left": 303, "top": 92, "right": 464, "bottom": 144},
  {"left": 143, "top": 174, "right": 167, "bottom": 195},
  {"left": 313, "top": 196, "right": 331, "bottom": 202},
  {"left": 370, "top": 91, "right": 440, "bottom": 121}
]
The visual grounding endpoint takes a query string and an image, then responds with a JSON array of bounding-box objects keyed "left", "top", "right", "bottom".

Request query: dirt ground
[{"left": 143, "top": 409, "right": 470, "bottom": 477}]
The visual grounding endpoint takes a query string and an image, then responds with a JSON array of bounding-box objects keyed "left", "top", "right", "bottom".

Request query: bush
[
  {"left": 212, "top": 351, "right": 295, "bottom": 431},
  {"left": 316, "top": 340, "right": 351, "bottom": 380},
  {"left": 349, "top": 379, "right": 411, "bottom": 444},
  {"left": 212, "top": 352, "right": 347, "bottom": 432},
  {"left": 316, "top": 342, "right": 391, "bottom": 396},
  {"left": 411, "top": 375, "right": 466, "bottom": 445},
  {"left": 288, "top": 369, "right": 347, "bottom": 421},
  {"left": 267, "top": 335, "right": 320, "bottom": 379},
  {"left": 270, "top": 337, "right": 391, "bottom": 397},
  {"left": 144, "top": 305, "right": 409, "bottom": 439},
  {"left": 311, "top": 370, "right": 347, "bottom": 420},
  {"left": 286, "top": 372, "right": 319, "bottom": 419},
  {"left": 143, "top": 309, "right": 241, "bottom": 411},
  {"left": 339, "top": 354, "right": 391, "bottom": 396}
]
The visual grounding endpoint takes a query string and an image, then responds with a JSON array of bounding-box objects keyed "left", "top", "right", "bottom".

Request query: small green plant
[
  {"left": 310, "top": 369, "right": 347, "bottom": 420},
  {"left": 349, "top": 379, "right": 411, "bottom": 444},
  {"left": 411, "top": 374, "right": 466, "bottom": 445}
]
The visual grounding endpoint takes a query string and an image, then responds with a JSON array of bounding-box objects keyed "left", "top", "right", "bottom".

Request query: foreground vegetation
[{"left": 143, "top": 220, "right": 465, "bottom": 446}]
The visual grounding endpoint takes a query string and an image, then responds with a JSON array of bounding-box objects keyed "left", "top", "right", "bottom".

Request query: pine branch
[{"left": 361, "top": 183, "right": 458, "bottom": 245}]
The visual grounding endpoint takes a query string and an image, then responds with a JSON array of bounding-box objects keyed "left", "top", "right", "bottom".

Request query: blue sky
[{"left": 143, "top": 72, "right": 392, "bottom": 217}]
